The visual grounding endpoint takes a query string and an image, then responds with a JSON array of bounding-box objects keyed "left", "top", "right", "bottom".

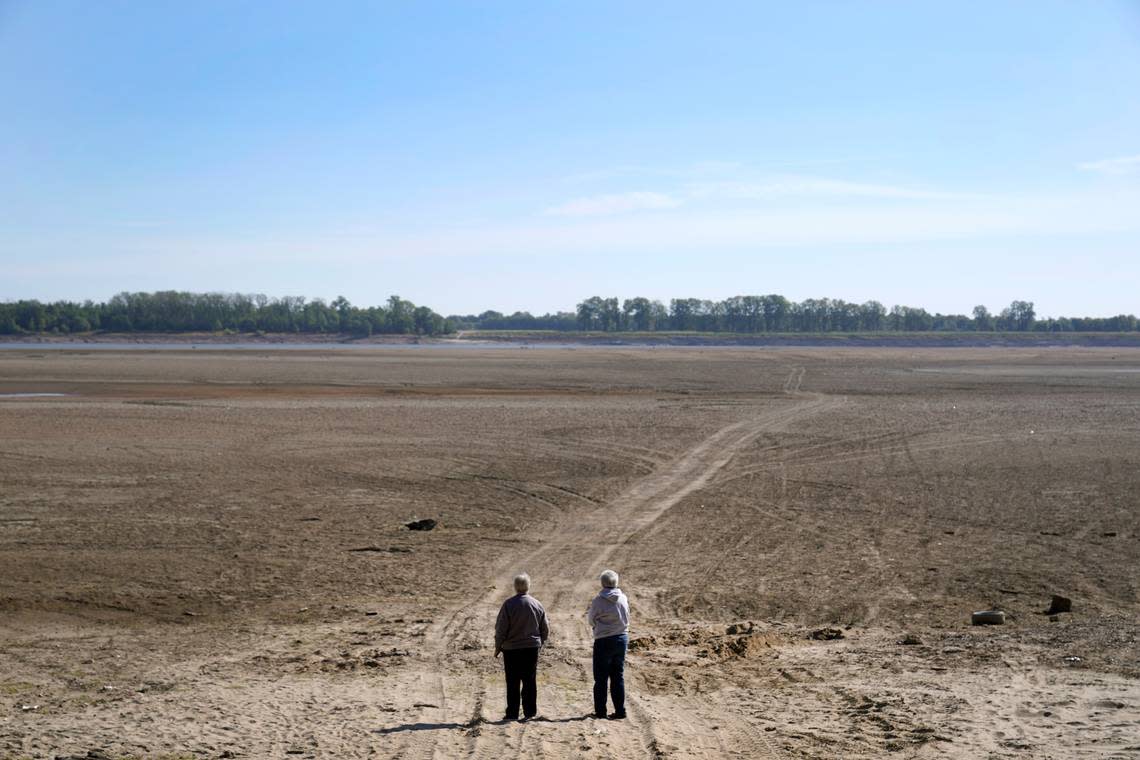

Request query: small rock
[
  {"left": 898, "top": 634, "right": 922, "bottom": 645},
  {"left": 1045, "top": 595, "right": 1072, "bottom": 615},
  {"left": 726, "top": 621, "right": 754, "bottom": 635},
  {"left": 971, "top": 610, "right": 1005, "bottom": 626},
  {"left": 406, "top": 519, "right": 438, "bottom": 531},
  {"left": 1062, "top": 655, "right": 1082, "bottom": 665},
  {"left": 1048, "top": 614, "right": 1060, "bottom": 622},
  {"left": 809, "top": 627, "right": 844, "bottom": 641}
]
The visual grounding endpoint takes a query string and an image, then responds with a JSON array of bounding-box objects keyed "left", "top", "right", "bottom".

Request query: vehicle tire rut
[{"left": 390, "top": 392, "right": 840, "bottom": 757}]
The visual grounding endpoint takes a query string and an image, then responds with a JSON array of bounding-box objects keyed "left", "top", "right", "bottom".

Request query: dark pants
[
  {"left": 502, "top": 646, "right": 540, "bottom": 719},
  {"left": 592, "top": 633, "right": 627, "bottom": 717}
]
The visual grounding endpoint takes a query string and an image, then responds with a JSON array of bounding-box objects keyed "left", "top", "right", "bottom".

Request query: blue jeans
[{"left": 592, "top": 633, "right": 627, "bottom": 716}]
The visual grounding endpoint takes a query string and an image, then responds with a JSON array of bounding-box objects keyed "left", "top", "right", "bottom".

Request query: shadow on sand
[{"left": 376, "top": 714, "right": 593, "bottom": 735}]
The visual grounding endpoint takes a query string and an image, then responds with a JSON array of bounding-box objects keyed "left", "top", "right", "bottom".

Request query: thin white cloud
[
  {"left": 48, "top": 185, "right": 1132, "bottom": 270},
  {"left": 546, "top": 174, "right": 972, "bottom": 219},
  {"left": 1078, "top": 154, "right": 1140, "bottom": 175},
  {"left": 686, "top": 177, "right": 970, "bottom": 201},
  {"left": 543, "top": 191, "right": 682, "bottom": 217}
]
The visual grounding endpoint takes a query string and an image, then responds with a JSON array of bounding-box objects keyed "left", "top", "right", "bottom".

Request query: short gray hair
[
  {"left": 600, "top": 569, "right": 619, "bottom": 588},
  {"left": 513, "top": 573, "right": 531, "bottom": 593}
]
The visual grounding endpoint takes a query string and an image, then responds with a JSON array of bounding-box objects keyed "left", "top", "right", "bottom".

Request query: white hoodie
[{"left": 587, "top": 587, "right": 630, "bottom": 639}]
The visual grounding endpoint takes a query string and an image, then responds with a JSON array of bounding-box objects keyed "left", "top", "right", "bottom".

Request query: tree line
[
  {"left": 0, "top": 292, "right": 452, "bottom": 336},
  {"left": 451, "top": 296, "right": 1138, "bottom": 333},
  {"left": 3, "top": 291, "right": 1136, "bottom": 336}
]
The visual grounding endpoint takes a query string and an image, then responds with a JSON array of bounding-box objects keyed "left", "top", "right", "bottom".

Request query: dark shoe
[
  {"left": 593, "top": 712, "right": 606, "bottom": 719},
  {"left": 502, "top": 714, "right": 518, "bottom": 722},
  {"left": 608, "top": 711, "right": 627, "bottom": 720}
]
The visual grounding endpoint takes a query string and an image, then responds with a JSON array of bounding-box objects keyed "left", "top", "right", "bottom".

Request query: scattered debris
[
  {"left": 1102, "top": 531, "right": 1117, "bottom": 537},
  {"left": 19, "top": 704, "right": 39, "bottom": 711},
  {"left": 809, "top": 627, "right": 845, "bottom": 641},
  {"left": 629, "top": 635, "right": 657, "bottom": 652},
  {"left": 971, "top": 610, "right": 1005, "bottom": 625},
  {"left": 1062, "top": 655, "right": 1083, "bottom": 665},
  {"left": 1045, "top": 595, "right": 1072, "bottom": 615},
  {"left": 406, "top": 519, "right": 438, "bottom": 531},
  {"left": 725, "top": 621, "right": 754, "bottom": 635},
  {"left": 898, "top": 633, "right": 923, "bottom": 645}
]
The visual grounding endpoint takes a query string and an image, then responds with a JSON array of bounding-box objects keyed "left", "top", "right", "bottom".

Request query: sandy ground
[{"left": 1, "top": 347, "right": 1138, "bottom": 759}]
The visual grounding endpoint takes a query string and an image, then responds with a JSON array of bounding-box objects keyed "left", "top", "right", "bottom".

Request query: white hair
[
  {"left": 513, "top": 573, "right": 531, "bottom": 593},
  {"left": 600, "top": 569, "right": 619, "bottom": 588}
]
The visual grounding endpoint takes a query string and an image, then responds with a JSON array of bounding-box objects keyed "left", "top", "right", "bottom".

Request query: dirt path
[{"left": 381, "top": 389, "right": 843, "bottom": 758}]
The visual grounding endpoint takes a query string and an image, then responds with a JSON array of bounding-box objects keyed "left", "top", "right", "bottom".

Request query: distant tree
[
  {"left": 576, "top": 297, "right": 605, "bottom": 330},
  {"left": 859, "top": 301, "right": 886, "bottom": 331},
  {"left": 331, "top": 295, "right": 352, "bottom": 331},
  {"left": 387, "top": 295, "right": 415, "bottom": 334},
  {"left": 972, "top": 305, "right": 993, "bottom": 331},
  {"left": 600, "top": 297, "right": 622, "bottom": 331},
  {"left": 761, "top": 294, "right": 790, "bottom": 331},
  {"left": 622, "top": 297, "right": 654, "bottom": 331},
  {"left": 998, "top": 300, "right": 1035, "bottom": 331},
  {"left": 670, "top": 298, "right": 705, "bottom": 331}
]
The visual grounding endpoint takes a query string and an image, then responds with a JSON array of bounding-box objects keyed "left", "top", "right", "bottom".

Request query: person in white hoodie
[{"left": 587, "top": 569, "right": 630, "bottom": 719}]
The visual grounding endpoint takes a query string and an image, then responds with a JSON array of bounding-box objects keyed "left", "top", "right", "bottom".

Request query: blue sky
[{"left": 2, "top": 1, "right": 1138, "bottom": 317}]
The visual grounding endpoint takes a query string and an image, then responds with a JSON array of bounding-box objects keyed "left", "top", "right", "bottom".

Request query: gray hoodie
[{"left": 587, "top": 587, "right": 630, "bottom": 639}]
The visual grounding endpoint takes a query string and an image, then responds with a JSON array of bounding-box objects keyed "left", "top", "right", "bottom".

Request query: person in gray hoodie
[{"left": 587, "top": 569, "right": 630, "bottom": 719}]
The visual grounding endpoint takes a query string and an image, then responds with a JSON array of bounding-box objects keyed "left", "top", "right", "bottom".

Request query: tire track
[{"left": 390, "top": 389, "right": 841, "bottom": 758}]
